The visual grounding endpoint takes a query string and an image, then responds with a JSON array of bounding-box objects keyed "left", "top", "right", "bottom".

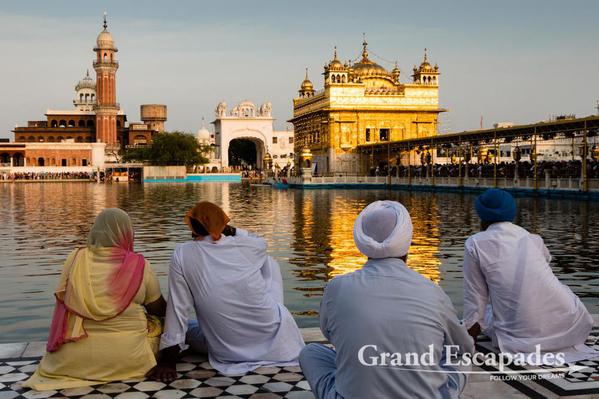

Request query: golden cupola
[
  {"left": 324, "top": 47, "right": 349, "bottom": 85},
  {"left": 391, "top": 62, "right": 401, "bottom": 83},
  {"left": 412, "top": 48, "right": 439, "bottom": 85},
  {"left": 299, "top": 68, "right": 315, "bottom": 98},
  {"left": 328, "top": 47, "right": 344, "bottom": 71},
  {"left": 351, "top": 39, "right": 390, "bottom": 78}
]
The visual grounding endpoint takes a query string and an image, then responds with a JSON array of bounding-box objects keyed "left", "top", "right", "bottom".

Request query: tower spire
[
  {"left": 333, "top": 46, "right": 338, "bottom": 60},
  {"left": 103, "top": 11, "right": 108, "bottom": 30},
  {"left": 423, "top": 48, "right": 428, "bottom": 62},
  {"left": 361, "top": 33, "right": 368, "bottom": 60},
  {"left": 305, "top": 67, "right": 309, "bottom": 80}
]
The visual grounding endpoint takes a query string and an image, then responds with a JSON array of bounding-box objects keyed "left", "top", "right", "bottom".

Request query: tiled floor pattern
[
  {"left": 0, "top": 354, "right": 314, "bottom": 399},
  {"left": 475, "top": 326, "right": 599, "bottom": 396}
]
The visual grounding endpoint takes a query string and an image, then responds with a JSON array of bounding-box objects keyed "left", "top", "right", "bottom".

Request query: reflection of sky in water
[{"left": 0, "top": 183, "right": 597, "bottom": 342}]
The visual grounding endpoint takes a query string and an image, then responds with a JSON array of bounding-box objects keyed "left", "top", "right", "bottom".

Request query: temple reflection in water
[{"left": 289, "top": 189, "right": 442, "bottom": 284}]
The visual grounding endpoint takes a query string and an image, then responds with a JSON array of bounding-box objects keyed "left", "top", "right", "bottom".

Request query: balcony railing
[{"left": 92, "top": 60, "right": 119, "bottom": 68}]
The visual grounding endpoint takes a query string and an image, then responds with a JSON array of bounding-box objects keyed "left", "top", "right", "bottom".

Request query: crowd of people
[
  {"left": 369, "top": 159, "right": 599, "bottom": 179},
  {"left": 22, "top": 191, "right": 597, "bottom": 398},
  {"left": 0, "top": 171, "right": 95, "bottom": 181}
]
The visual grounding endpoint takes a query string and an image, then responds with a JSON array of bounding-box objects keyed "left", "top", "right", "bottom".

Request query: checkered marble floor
[
  {"left": 475, "top": 326, "right": 599, "bottom": 397},
  {"left": 0, "top": 353, "right": 314, "bottom": 399}
]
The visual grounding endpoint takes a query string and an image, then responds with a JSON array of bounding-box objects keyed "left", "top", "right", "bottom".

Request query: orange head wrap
[{"left": 184, "top": 201, "right": 230, "bottom": 241}]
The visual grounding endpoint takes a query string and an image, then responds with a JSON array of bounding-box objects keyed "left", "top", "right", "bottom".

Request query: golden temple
[{"left": 290, "top": 39, "right": 445, "bottom": 174}]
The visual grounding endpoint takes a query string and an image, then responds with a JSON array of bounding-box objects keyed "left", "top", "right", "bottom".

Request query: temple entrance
[{"left": 227, "top": 138, "right": 264, "bottom": 169}]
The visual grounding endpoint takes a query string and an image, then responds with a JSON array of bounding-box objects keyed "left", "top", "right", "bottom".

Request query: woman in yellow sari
[{"left": 25, "top": 208, "right": 166, "bottom": 390}]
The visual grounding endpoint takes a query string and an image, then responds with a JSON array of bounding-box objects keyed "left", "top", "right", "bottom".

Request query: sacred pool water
[{"left": 0, "top": 182, "right": 597, "bottom": 343}]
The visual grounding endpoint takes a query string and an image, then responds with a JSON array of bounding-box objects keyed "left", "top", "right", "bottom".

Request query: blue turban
[{"left": 475, "top": 188, "right": 516, "bottom": 223}]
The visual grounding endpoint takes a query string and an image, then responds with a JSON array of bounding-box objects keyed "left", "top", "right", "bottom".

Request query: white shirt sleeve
[
  {"left": 463, "top": 238, "right": 489, "bottom": 330},
  {"left": 531, "top": 234, "right": 552, "bottom": 264},
  {"left": 440, "top": 290, "right": 474, "bottom": 355},
  {"left": 319, "top": 282, "right": 335, "bottom": 342},
  {"left": 160, "top": 247, "right": 195, "bottom": 350}
]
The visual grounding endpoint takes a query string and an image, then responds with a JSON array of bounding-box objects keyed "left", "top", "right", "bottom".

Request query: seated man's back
[
  {"left": 463, "top": 188, "right": 594, "bottom": 359},
  {"left": 160, "top": 202, "right": 304, "bottom": 376},
  {"left": 323, "top": 258, "right": 470, "bottom": 399},
  {"left": 300, "top": 200, "right": 472, "bottom": 399},
  {"left": 464, "top": 221, "right": 593, "bottom": 353}
]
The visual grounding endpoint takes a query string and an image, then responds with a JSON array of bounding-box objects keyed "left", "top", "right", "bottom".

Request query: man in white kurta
[
  {"left": 463, "top": 188, "right": 596, "bottom": 361},
  {"left": 153, "top": 202, "right": 304, "bottom": 378},
  {"left": 300, "top": 201, "right": 473, "bottom": 399}
]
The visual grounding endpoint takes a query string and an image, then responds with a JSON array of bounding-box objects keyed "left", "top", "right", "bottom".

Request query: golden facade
[{"left": 290, "top": 41, "right": 445, "bottom": 174}]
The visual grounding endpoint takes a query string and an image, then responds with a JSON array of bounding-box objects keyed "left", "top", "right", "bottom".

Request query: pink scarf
[{"left": 47, "top": 209, "right": 146, "bottom": 352}]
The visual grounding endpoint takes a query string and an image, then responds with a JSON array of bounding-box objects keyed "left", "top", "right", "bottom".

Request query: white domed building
[
  {"left": 192, "top": 123, "right": 221, "bottom": 172},
  {"left": 195, "top": 125, "right": 213, "bottom": 145}
]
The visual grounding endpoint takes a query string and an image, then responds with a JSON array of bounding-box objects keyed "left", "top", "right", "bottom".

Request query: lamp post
[{"left": 580, "top": 121, "right": 588, "bottom": 192}]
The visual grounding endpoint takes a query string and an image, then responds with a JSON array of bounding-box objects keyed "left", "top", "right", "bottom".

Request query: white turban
[{"left": 353, "top": 200, "right": 413, "bottom": 259}]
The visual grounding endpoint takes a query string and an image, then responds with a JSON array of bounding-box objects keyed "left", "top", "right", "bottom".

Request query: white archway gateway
[
  {"left": 226, "top": 134, "right": 266, "bottom": 169},
  {"left": 211, "top": 100, "right": 294, "bottom": 170}
]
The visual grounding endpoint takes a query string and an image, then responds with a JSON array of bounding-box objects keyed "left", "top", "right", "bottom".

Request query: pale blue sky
[{"left": 1, "top": 0, "right": 598, "bottom": 139}]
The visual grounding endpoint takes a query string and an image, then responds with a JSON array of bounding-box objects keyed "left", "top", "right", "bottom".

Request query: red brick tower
[{"left": 93, "top": 13, "right": 119, "bottom": 146}]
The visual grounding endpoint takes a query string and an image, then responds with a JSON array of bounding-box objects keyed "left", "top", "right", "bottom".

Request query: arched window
[
  {"left": 51, "top": 120, "right": 58, "bottom": 128},
  {"left": 37, "top": 157, "right": 45, "bottom": 166},
  {"left": 27, "top": 136, "right": 35, "bottom": 142},
  {"left": 103, "top": 53, "right": 108, "bottom": 61},
  {"left": 85, "top": 93, "right": 89, "bottom": 102},
  {"left": 47, "top": 136, "right": 55, "bottom": 142},
  {"left": 68, "top": 120, "right": 75, "bottom": 127},
  {"left": 57, "top": 136, "right": 64, "bottom": 142},
  {"left": 87, "top": 120, "right": 94, "bottom": 127},
  {"left": 18, "top": 136, "right": 26, "bottom": 142},
  {"left": 78, "top": 120, "right": 85, "bottom": 127},
  {"left": 59, "top": 120, "right": 67, "bottom": 127},
  {"left": 91, "top": 94, "right": 95, "bottom": 101},
  {"left": 76, "top": 137, "right": 83, "bottom": 142},
  {"left": 342, "top": 75, "right": 346, "bottom": 83},
  {"left": 38, "top": 137, "right": 44, "bottom": 142},
  {"left": 80, "top": 94, "right": 84, "bottom": 102},
  {"left": 12, "top": 153, "right": 24, "bottom": 166}
]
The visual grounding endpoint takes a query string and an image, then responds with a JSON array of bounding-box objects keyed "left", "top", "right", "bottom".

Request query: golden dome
[
  {"left": 300, "top": 68, "right": 314, "bottom": 91},
  {"left": 351, "top": 40, "right": 390, "bottom": 77},
  {"left": 418, "top": 48, "right": 435, "bottom": 72},
  {"left": 328, "top": 47, "right": 344, "bottom": 71}
]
